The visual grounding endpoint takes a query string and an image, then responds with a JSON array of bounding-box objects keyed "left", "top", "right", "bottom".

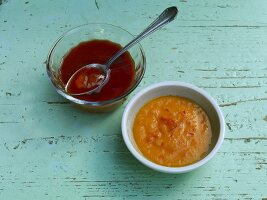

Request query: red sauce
[{"left": 60, "top": 40, "right": 135, "bottom": 101}]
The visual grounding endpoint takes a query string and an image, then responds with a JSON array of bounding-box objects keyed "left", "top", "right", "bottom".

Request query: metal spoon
[{"left": 65, "top": 6, "right": 178, "bottom": 95}]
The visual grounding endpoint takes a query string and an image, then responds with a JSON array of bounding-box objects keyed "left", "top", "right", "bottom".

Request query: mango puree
[{"left": 133, "top": 96, "right": 212, "bottom": 167}]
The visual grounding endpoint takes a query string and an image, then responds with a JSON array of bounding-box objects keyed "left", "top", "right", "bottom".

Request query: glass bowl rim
[{"left": 46, "top": 23, "right": 146, "bottom": 106}]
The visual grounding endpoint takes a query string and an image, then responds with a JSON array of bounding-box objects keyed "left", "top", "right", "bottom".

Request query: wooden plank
[
  {"left": 0, "top": 0, "right": 266, "bottom": 199},
  {"left": 0, "top": 135, "right": 266, "bottom": 199}
]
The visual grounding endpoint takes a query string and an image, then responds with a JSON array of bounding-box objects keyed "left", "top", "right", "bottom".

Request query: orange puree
[{"left": 133, "top": 96, "right": 212, "bottom": 167}]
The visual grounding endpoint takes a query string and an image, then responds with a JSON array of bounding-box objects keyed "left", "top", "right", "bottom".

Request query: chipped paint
[{"left": 0, "top": 0, "right": 266, "bottom": 199}]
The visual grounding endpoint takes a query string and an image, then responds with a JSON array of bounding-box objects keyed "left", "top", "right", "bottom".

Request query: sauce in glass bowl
[{"left": 59, "top": 39, "right": 135, "bottom": 101}]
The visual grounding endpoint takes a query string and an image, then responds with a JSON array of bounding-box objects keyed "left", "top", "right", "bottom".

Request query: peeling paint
[
  {"left": 0, "top": 0, "right": 266, "bottom": 199},
  {"left": 94, "top": 0, "right": 99, "bottom": 10}
]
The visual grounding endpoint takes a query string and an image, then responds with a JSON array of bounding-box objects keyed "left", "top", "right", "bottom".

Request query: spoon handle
[{"left": 106, "top": 6, "right": 178, "bottom": 67}]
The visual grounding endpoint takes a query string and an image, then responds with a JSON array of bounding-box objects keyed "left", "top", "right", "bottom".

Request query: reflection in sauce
[
  {"left": 60, "top": 40, "right": 135, "bottom": 101},
  {"left": 133, "top": 96, "right": 212, "bottom": 167}
]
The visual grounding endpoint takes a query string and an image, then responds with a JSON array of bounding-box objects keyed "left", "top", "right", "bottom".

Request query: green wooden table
[{"left": 0, "top": 0, "right": 266, "bottom": 199}]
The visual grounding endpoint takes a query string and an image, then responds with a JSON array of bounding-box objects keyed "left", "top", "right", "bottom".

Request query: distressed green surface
[{"left": 0, "top": 0, "right": 267, "bottom": 199}]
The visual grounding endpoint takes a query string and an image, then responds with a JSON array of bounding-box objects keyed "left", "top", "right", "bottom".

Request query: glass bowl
[{"left": 46, "top": 23, "right": 146, "bottom": 112}]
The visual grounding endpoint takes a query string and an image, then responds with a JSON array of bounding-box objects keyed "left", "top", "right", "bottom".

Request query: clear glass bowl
[{"left": 46, "top": 23, "right": 146, "bottom": 112}]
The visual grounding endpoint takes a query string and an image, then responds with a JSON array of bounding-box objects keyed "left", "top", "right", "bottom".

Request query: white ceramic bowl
[{"left": 121, "top": 81, "right": 225, "bottom": 174}]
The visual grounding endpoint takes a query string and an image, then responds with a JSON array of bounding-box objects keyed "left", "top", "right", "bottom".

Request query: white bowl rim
[{"left": 121, "top": 81, "right": 225, "bottom": 174}]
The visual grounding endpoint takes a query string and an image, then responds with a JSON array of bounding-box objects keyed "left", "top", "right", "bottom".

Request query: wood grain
[{"left": 0, "top": 0, "right": 266, "bottom": 199}]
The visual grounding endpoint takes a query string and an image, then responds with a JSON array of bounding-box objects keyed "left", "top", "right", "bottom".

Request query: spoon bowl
[{"left": 65, "top": 63, "right": 110, "bottom": 95}]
